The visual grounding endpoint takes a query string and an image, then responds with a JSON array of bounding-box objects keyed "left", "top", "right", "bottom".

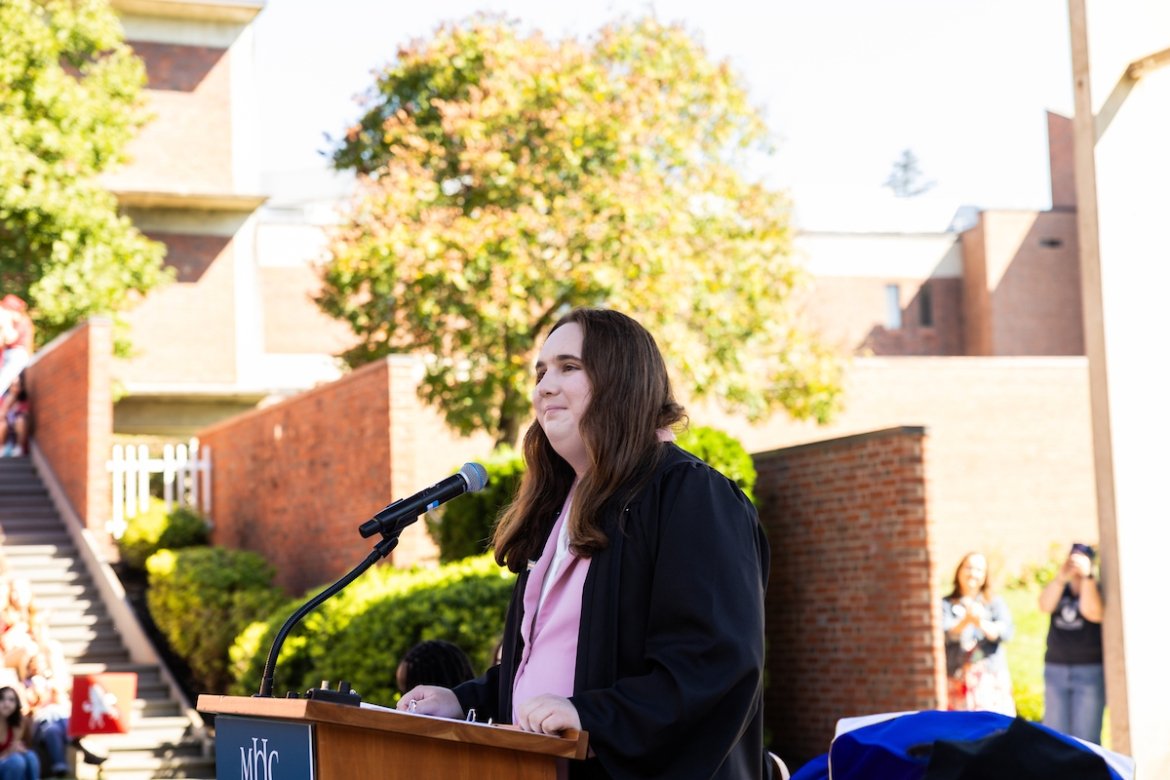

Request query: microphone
[
  {"left": 358, "top": 462, "right": 489, "bottom": 538},
  {"left": 260, "top": 463, "right": 490, "bottom": 697}
]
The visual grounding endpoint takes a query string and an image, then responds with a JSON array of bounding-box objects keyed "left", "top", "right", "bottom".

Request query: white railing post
[
  {"left": 187, "top": 437, "right": 200, "bottom": 511},
  {"left": 124, "top": 446, "right": 139, "bottom": 519},
  {"left": 175, "top": 442, "right": 190, "bottom": 510},
  {"left": 136, "top": 444, "right": 150, "bottom": 515},
  {"left": 109, "top": 445, "right": 126, "bottom": 538},
  {"left": 162, "top": 443, "right": 176, "bottom": 510},
  {"left": 108, "top": 440, "right": 213, "bottom": 533},
  {"left": 200, "top": 442, "right": 212, "bottom": 521}
]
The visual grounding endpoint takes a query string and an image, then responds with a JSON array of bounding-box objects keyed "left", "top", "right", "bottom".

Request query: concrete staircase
[{"left": 0, "top": 456, "right": 215, "bottom": 779}]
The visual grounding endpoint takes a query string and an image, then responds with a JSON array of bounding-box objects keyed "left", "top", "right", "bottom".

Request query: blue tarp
[{"left": 790, "top": 711, "right": 1134, "bottom": 780}]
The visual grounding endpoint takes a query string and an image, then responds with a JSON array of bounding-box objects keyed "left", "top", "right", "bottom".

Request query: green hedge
[
  {"left": 427, "top": 447, "right": 525, "bottom": 562},
  {"left": 117, "top": 499, "right": 210, "bottom": 571},
  {"left": 146, "top": 546, "right": 286, "bottom": 693},
  {"left": 676, "top": 425, "right": 758, "bottom": 504},
  {"left": 428, "top": 429, "right": 756, "bottom": 564},
  {"left": 229, "top": 554, "right": 514, "bottom": 705}
]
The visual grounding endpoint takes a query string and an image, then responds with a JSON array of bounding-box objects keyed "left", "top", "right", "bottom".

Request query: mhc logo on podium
[{"left": 215, "top": 715, "right": 315, "bottom": 780}]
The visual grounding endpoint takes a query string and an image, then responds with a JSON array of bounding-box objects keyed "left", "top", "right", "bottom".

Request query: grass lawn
[{"left": 1001, "top": 583, "right": 1047, "bottom": 721}]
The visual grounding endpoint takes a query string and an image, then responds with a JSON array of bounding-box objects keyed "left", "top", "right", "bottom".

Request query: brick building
[
  {"left": 105, "top": 0, "right": 351, "bottom": 436},
  {"left": 100, "top": 0, "right": 1098, "bottom": 579},
  {"left": 657, "top": 118, "right": 1092, "bottom": 584}
]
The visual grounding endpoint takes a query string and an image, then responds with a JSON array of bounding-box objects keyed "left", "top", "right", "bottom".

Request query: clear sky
[{"left": 252, "top": 0, "right": 1075, "bottom": 231}]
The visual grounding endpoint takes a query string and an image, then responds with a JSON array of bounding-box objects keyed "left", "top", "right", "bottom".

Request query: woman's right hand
[{"left": 396, "top": 685, "right": 464, "bottom": 719}]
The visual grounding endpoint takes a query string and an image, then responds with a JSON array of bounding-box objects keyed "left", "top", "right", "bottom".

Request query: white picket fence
[{"left": 107, "top": 438, "right": 212, "bottom": 538}]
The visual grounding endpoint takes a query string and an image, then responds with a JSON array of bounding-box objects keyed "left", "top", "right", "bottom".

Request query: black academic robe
[{"left": 455, "top": 444, "right": 770, "bottom": 779}]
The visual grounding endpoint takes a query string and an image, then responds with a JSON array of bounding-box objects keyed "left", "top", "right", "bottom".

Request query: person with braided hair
[{"left": 396, "top": 640, "right": 475, "bottom": 694}]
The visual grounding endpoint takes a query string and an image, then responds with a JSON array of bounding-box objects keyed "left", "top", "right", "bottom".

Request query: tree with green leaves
[
  {"left": 321, "top": 15, "right": 841, "bottom": 446},
  {"left": 0, "top": 0, "right": 169, "bottom": 349}
]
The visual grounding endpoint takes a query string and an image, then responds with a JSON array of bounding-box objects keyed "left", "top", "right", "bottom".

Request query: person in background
[
  {"left": 1039, "top": 542, "right": 1104, "bottom": 744},
  {"left": 396, "top": 640, "right": 475, "bottom": 695},
  {"left": 0, "top": 297, "right": 32, "bottom": 394},
  {"left": 20, "top": 652, "right": 70, "bottom": 778},
  {"left": 0, "top": 580, "right": 38, "bottom": 673},
  {"left": 0, "top": 373, "right": 31, "bottom": 458},
  {"left": 0, "top": 686, "right": 39, "bottom": 780},
  {"left": 398, "top": 308, "right": 770, "bottom": 779},
  {"left": 940, "top": 552, "right": 1016, "bottom": 715}
]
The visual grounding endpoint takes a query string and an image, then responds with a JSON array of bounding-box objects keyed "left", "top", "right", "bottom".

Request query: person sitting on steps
[{"left": 0, "top": 372, "right": 30, "bottom": 458}]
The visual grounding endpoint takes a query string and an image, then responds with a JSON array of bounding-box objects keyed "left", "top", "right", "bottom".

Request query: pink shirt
[{"left": 511, "top": 491, "right": 591, "bottom": 722}]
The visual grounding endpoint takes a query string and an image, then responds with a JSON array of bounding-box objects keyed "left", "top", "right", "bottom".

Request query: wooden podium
[{"left": 198, "top": 694, "right": 589, "bottom": 779}]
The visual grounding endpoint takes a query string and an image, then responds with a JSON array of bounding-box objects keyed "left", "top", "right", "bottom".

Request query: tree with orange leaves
[{"left": 321, "top": 15, "right": 841, "bottom": 446}]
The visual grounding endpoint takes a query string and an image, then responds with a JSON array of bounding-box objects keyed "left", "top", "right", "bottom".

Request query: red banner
[{"left": 68, "top": 673, "right": 137, "bottom": 735}]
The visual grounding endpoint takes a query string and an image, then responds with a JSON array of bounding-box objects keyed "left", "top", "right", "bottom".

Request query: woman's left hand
[{"left": 515, "top": 694, "right": 581, "bottom": 735}]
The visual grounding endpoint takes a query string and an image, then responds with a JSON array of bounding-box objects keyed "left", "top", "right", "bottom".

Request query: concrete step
[
  {"left": 57, "top": 635, "right": 131, "bottom": 659},
  {"left": 42, "top": 609, "right": 115, "bottom": 629},
  {"left": 0, "top": 509, "right": 59, "bottom": 523},
  {"left": 0, "top": 491, "right": 51, "bottom": 504},
  {"left": 74, "top": 752, "right": 215, "bottom": 780},
  {"left": 0, "top": 529, "right": 72, "bottom": 545},
  {"left": 86, "top": 719, "right": 202, "bottom": 748},
  {"left": 8, "top": 564, "right": 91, "bottom": 586},
  {"left": 0, "top": 542, "right": 80, "bottom": 559},
  {"left": 41, "top": 618, "right": 118, "bottom": 641},
  {"left": 3, "top": 462, "right": 214, "bottom": 779},
  {"left": 15, "top": 580, "right": 96, "bottom": 600}
]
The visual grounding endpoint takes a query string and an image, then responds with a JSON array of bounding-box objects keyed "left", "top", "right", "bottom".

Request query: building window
[
  {"left": 885, "top": 284, "right": 902, "bottom": 330},
  {"left": 919, "top": 282, "right": 934, "bottom": 327}
]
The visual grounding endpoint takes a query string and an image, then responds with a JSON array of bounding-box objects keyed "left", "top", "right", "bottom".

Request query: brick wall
[
  {"left": 258, "top": 265, "right": 355, "bottom": 355},
  {"left": 117, "top": 232, "right": 238, "bottom": 385},
  {"left": 798, "top": 277, "right": 964, "bottom": 356},
  {"left": 961, "top": 222, "right": 992, "bottom": 356},
  {"left": 24, "top": 319, "right": 113, "bottom": 530},
  {"left": 756, "top": 427, "right": 945, "bottom": 766},
  {"left": 1048, "top": 112, "right": 1076, "bottom": 209},
  {"left": 197, "top": 357, "right": 494, "bottom": 595},
  {"left": 102, "top": 41, "right": 234, "bottom": 194},
  {"left": 984, "top": 210, "right": 1083, "bottom": 356},
  {"left": 963, "top": 211, "right": 1083, "bottom": 357}
]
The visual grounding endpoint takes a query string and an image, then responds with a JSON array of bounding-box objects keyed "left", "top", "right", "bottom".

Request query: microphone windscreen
[{"left": 461, "top": 462, "right": 489, "bottom": 492}]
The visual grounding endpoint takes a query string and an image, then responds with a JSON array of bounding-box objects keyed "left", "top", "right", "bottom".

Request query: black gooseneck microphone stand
[
  {"left": 254, "top": 462, "right": 488, "bottom": 698},
  {"left": 255, "top": 528, "right": 402, "bottom": 698}
]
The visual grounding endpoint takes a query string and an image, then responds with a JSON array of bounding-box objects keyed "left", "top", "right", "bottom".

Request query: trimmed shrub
[
  {"left": 427, "top": 447, "right": 525, "bottom": 562},
  {"left": 117, "top": 499, "right": 210, "bottom": 571},
  {"left": 676, "top": 425, "right": 758, "bottom": 503},
  {"left": 229, "top": 554, "right": 515, "bottom": 705},
  {"left": 426, "top": 430, "right": 757, "bottom": 562},
  {"left": 146, "top": 546, "right": 286, "bottom": 693}
]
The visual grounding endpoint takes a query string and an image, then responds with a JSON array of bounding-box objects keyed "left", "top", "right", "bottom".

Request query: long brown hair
[
  {"left": 945, "top": 551, "right": 993, "bottom": 601},
  {"left": 492, "top": 309, "right": 685, "bottom": 572},
  {"left": 0, "top": 686, "right": 24, "bottom": 730}
]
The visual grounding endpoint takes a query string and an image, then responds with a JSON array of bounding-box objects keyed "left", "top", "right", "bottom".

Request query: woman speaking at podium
[{"left": 399, "top": 308, "right": 770, "bottom": 779}]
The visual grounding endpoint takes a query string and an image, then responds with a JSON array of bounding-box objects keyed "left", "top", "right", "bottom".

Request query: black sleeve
[{"left": 453, "top": 663, "right": 500, "bottom": 719}]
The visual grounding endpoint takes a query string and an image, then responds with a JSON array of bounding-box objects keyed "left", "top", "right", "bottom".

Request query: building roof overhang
[
  {"left": 110, "top": 0, "right": 264, "bottom": 24},
  {"left": 115, "top": 190, "right": 268, "bottom": 212}
]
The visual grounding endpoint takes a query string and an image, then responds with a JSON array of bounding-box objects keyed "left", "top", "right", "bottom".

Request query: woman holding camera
[{"left": 1039, "top": 543, "right": 1104, "bottom": 744}]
